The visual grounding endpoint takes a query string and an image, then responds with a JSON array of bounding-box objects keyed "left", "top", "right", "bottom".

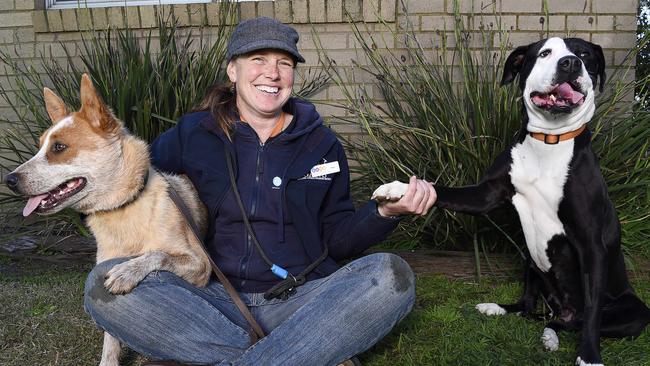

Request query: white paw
[
  {"left": 475, "top": 303, "right": 506, "bottom": 316},
  {"left": 575, "top": 357, "right": 604, "bottom": 366},
  {"left": 541, "top": 328, "right": 559, "bottom": 351},
  {"left": 104, "top": 260, "right": 149, "bottom": 294},
  {"left": 99, "top": 358, "right": 119, "bottom": 366},
  {"left": 98, "top": 361, "right": 119, "bottom": 366},
  {"left": 372, "top": 181, "right": 408, "bottom": 202}
]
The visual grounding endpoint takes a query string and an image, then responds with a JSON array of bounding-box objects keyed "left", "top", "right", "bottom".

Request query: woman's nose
[{"left": 264, "top": 64, "right": 280, "bottom": 79}]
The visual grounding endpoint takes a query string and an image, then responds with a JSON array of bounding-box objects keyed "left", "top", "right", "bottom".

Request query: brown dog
[{"left": 5, "top": 74, "right": 211, "bottom": 366}]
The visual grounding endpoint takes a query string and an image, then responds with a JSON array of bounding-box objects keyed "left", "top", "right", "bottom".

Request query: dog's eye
[
  {"left": 52, "top": 142, "right": 67, "bottom": 153},
  {"left": 579, "top": 51, "right": 590, "bottom": 58},
  {"left": 539, "top": 49, "right": 551, "bottom": 58}
]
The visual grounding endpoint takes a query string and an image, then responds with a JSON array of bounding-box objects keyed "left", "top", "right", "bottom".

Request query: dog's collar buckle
[
  {"left": 544, "top": 134, "right": 560, "bottom": 144},
  {"left": 529, "top": 124, "right": 587, "bottom": 145}
]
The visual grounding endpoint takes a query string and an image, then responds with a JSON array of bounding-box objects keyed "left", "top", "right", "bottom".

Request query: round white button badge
[{"left": 273, "top": 177, "right": 282, "bottom": 187}]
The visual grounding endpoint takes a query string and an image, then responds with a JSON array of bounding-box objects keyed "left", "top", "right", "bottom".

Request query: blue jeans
[{"left": 84, "top": 253, "right": 415, "bottom": 366}]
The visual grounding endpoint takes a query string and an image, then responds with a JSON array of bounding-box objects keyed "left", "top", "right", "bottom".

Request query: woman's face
[{"left": 227, "top": 49, "right": 295, "bottom": 120}]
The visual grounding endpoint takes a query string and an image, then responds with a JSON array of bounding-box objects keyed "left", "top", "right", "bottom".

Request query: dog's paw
[
  {"left": 372, "top": 181, "right": 408, "bottom": 202},
  {"left": 99, "top": 357, "right": 120, "bottom": 366},
  {"left": 575, "top": 357, "right": 604, "bottom": 366},
  {"left": 475, "top": 303, "right": 506, "bottom": 316},
  {"left": 541, "top": 328, "right": 559, "bottom": 351},
  {"left": 104, "top": 260, "right": 149, "bottom": 294},
  {"left": 99, "top": 361, "right": 119, "bottom": 366}
]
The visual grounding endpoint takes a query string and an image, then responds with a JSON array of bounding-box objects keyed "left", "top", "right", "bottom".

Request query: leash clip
[{"left": 264, "top": 274, "right": 306, "bottom": 301}]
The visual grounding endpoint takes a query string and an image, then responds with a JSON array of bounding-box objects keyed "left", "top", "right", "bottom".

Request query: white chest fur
[{"left": 509, "top": 135, "right": 574, "bottom": 272}]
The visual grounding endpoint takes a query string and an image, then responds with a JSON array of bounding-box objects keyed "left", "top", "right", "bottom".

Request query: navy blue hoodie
[{"left": 151, "top": 98, "right": 400, "bottom": 292}]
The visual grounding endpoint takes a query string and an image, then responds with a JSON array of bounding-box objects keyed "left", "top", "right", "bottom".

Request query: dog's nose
[
  {"left": 558, "top": 55, "right": 582, "bottom": 74},
  {"left": 4, "top": 172, "right": 19, "bottom": 192}
]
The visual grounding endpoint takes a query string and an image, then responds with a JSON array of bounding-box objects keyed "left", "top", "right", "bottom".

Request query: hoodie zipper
[{"left": 239, "top": 140, "right": 265, "bottom": 288}]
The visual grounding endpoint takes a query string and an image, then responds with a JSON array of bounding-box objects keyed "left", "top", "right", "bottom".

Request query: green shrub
[{"left": 322, "top": 12, "right": 650, "bottom": 256}]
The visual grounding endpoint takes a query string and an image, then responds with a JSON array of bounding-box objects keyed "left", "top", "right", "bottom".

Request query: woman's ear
[{"left": 226, "top": 61, "right": 237, "bottom": 83}]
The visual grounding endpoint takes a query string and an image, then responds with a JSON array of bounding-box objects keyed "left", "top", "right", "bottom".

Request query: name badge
[{"left": 310, "top": 161, "right": 340, "bottom": 177}]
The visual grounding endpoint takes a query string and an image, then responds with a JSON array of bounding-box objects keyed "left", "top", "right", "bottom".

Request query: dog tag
[{"left": 310, "top": 161, "right": 340, "bottom": 177}]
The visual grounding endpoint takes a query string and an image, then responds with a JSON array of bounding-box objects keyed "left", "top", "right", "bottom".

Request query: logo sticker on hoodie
[
  {"left": 298, "top": 159, "right": 339, "bottom": 181},
  {"left": 310, "top": 161, "right": 340, "bottom": 177}
]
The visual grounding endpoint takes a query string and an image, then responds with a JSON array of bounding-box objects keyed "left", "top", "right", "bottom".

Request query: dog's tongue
[
  {"left": 23, "top": 194, "right": 48, "bottom": 217},
  {"left": 556, "top": 83, "right": 584, "bottom": 104}
]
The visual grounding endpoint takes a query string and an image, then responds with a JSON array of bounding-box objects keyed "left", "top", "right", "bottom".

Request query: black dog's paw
[
  {"left": 541, "top": 328, "right": 559, "bottom": 351},
  {"left": 372, "top": 181, "right": 408, "bottom": 202},
  {"left": 475, "top": 303, "right": 507, "bottom": 316},
  {"left": 575, "top": 356, "right": 604, "bottom": 366}
]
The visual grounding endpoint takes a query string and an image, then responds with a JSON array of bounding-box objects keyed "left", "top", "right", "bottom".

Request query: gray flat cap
[{"left": 226, "top": 17, "right": 305, "bottom": 63}]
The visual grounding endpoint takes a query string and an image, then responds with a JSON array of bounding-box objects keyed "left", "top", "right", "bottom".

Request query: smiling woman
[
  {"left": 80, "top": 15, "right": 437, "bottom": 366},
  {"left": 195, "top": 16, "right": 306, "bottom": 141},
  {"left": 226, "top": 50, "right": 296, "bottom": 142}
]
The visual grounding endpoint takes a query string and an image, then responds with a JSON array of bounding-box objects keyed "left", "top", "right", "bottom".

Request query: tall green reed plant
[
  {"left": 320, "top": 8, "right": 650, "bottom": 256},
  {"left": 44, "top": 9, "right": 237, "bottom": 142}
]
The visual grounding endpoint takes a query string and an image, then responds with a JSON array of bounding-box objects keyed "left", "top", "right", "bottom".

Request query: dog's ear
[
  {"left": 43, "top": 88, "right": 69, "bottom": 124},
  {"left": 79, "top": 74, "right": 119, "bottom": 134},
  {"left": 592, "top": 43, "right": 607, "bottom": 92},
  {"left": 501, "top": 45, "right": 529, "bottom": 86}
]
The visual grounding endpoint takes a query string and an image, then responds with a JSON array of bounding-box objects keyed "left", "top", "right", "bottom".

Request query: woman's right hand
[{"left": 376, "top": 176, "right": 437, "bottom": 217}]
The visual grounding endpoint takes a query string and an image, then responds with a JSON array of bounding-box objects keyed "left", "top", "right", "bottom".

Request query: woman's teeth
[{"left": 256, "top": 85, "right": 279, "bottom": 94}]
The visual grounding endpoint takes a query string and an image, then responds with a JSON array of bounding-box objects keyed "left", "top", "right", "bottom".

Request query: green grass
[
  {"left": 363, "top": 276, "right": 650, "bottom": 365},
  {"left": 2, "top": 259, "right": 649, "bottom": 365},
  {"left": 0, "top": 267, "right": 103, "bottom": 365}
]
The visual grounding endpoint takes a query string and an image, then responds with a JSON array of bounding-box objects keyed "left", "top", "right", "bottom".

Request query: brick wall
[{"left": 0, "top": 0, "right": 639, "bottom": 125}]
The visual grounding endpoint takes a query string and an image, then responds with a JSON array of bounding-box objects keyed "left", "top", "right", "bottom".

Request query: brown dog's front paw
[{"left": 104, "top": 261, "right": 148, "bottom": 294}]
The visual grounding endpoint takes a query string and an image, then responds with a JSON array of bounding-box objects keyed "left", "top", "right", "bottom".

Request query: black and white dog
[{"left": 373, "top": 37, "right": 650, "bottom": 365}]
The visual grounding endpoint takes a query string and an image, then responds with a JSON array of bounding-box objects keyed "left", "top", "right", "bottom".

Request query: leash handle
[{"left": 159, "top": 169, "right": 266, "bottom": 342}]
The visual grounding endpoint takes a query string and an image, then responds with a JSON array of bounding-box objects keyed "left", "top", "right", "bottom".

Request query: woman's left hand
[{"left": 377, "top": 176, "right": 437, "bottom": 217}]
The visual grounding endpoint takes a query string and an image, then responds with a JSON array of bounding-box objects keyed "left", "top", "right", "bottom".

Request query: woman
[{"left": 84, "top": 17, "right": 436, "bottom": 366}]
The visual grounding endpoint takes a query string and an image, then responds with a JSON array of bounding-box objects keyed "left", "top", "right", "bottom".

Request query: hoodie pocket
[{"left": 295, "top": 179, "right": 331, "bottom": 212}]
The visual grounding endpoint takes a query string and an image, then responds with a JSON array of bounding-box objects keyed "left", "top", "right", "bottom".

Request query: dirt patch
[
  {"left": 1, "top": 235, "right": 649, "bottom": 280},
  {"left": 0, "top": 235, "right": 95, "bottom": 278},
  {"left": 0, "top": 256, "right": 92, "bottom": 279},
  {"left": 369, "top": 248, "right": 650, "bottom": 281},
  {"left": 373, "top": 249, "right": 522, "bottom": 279}
]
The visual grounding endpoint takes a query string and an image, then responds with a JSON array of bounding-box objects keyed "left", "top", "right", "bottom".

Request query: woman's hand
[{"left": 377, "top": 176, "right": 437, "bottom": 217}]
